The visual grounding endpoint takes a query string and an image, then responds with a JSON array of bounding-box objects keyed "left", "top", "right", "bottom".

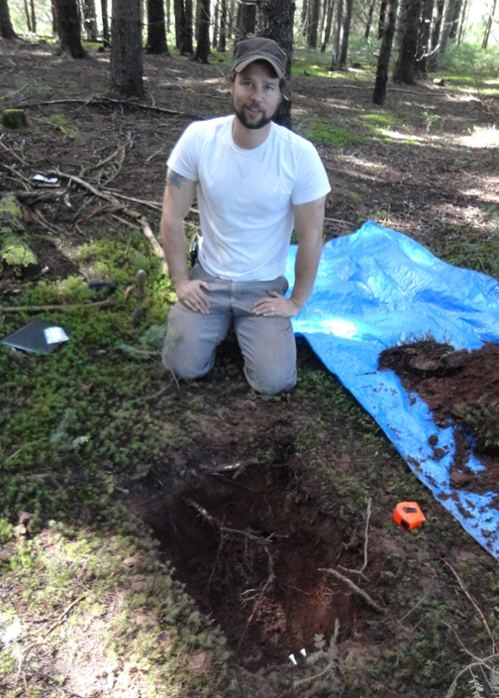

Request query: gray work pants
[{"left": 162, "top": 265, "right": 297, "bottom": 395}]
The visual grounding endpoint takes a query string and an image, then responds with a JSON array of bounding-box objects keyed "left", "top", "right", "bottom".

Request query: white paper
[{"left": 44, "top": 326, "right": 69, "bottom": 344}]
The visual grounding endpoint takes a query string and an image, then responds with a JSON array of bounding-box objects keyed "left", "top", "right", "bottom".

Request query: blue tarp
[{"left": 286, "top": 220, "right": 499, "bottom": 560}]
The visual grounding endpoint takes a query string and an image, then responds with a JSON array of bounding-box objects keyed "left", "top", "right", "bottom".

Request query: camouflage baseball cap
[{"left": 232, "top": 37, "right": 287, "bottom": 79}]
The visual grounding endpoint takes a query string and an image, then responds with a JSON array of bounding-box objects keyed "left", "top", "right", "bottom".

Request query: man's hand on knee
[
  {"left": 252, "top": 291, "right": 302, "bottom": 318},
  {"left": 176, "top": 279, "right": 211, "bottom": 314}
]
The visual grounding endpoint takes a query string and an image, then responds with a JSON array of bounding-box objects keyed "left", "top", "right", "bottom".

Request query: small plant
[
  {"left": 446, "top": 655, "right": 499, "bottom": 697},
  {"left": 291, "top": 623, "right": 350, "bottom": 695}
]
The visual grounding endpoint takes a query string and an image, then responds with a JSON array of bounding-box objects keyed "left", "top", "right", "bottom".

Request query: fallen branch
[
  {"left": 319, "top": 567, "right": 385, "bottom": 614},
  {"left": 15, "top": 96, "right": 200, "bottom": 119},
  {"left": 441, "top": 558, "right": 498, "bottom": 654},
  {"left": 47, "top": 168, "right": 121, "bottom": 207},
  {"left": 139, "top": 216, "right": 168, "bottom": 273},
  {"left": 360, "top": 497, "right": 372, "bottom": 573},
  {"left": 110, "top": 191, "right": 162, "bottom": 211},
  {"left": 0, "top": 299, "right": 114, "bottom": 313}
]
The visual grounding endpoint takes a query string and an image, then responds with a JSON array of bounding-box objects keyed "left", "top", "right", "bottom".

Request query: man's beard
[{"left": 233, "top": 101, "right": 279, "bottom": 130}]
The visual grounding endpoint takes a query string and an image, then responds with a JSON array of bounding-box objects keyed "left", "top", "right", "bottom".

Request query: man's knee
[{"left": 244, "top": 365, "right": 296, "bottom": 395}]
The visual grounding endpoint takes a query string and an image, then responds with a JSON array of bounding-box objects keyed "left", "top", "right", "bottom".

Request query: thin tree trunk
[
  {"left": 55, "top": 0, "right": 87, "bottom": 58},
  {"left": 392, "top": 0, "right": 423, "bottom": 84},
  {"left": 457, "top": 0, "right": 468, "bottom": 44},
  {"left": 218, "top": 0, "right": 227, "bottom": 50},
  {"left": 339, "top": 0, "right": 353, "bottom": 67},
  {"left": 427, "top": 0, "right": 443, "bottom": 69},
  {"left": 192, "top": 0, "right": 210, "bottom": 62},
  {"left": 319, "top": 0, "right": 328, "bottom": 46},
  {"left": 24, "top": 0, "right": 32, "bottom": 32},
  {"left": 482, "top": 0, "right": 497, "bottom": 49},
  {"left": 330, "top": 0, "right": 343, "bottom": 68},
  {"left": 321, "top": 0, "right": 334, "bottom": 51},
  {"left": 83, "top": 0, "right": 98, "bottom": 40},
  {"left": 30, "top": 0, "right": 36, "bottom": 32},
  {"left": 257, "top": 0, "right": 295, "bottom": 129},
  {"left": 213, "top": 0, "right": 218, "bottom": 47},
  {"left": 146, "top": 0, "right": 169, "bottom": 53},
  {"left": 0, "top": 0, "right": 18, "bottom": 38},
  {"left": 166, "top": 0, "right": 171, "bottom": 33},
  {"left": 101, "top": 0, "right": 109, "bottom": 44},
  {"left": 377, "top": 0, "right": 387, "bottom": 38},
  {"left": 307, "top": 0, "right": 321, "bottom": 48},
  {"left": 373, "top": 0, "right": 399, "bottom": 104},
  {"left": 416, "top": 0, "right": 434, "bottom": 76},
  {"left": 365, "top": 0, "right": 376, "bottom": 40},
  {"left": 448, "top": 0, "right": 463, "bottom": 39},
  {"left": 301, "top": 0, "right": 309, "bottom": 35},
  {"left": 110, "top": 0, "right": 145, "bottom": 99}
]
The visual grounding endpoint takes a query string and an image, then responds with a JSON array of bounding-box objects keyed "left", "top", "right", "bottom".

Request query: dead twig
[
  {"left": 319, "top": 567, "right": 385, "bottom": 614},
  {"left": 237, "top": 545, "right": 275, "bottom": 650},
  {"left": 441, "top": 558, "right": 498, "bottom": 654},
  {"left": 109, "top": 191, "right": 162, "bottom": 211},
  {"left": 46, "top": 168, "right": 121, "bottom": 207},
  {"left": 360, "top": 497, "right": 372, "bottom": 573},
  {"left": 139, "top": 216, "right": 168, "bottom": 273}
]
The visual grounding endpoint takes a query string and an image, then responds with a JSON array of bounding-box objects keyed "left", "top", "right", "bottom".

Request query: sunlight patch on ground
[
  {"left": 378, "top": 129, "right": 425, "bottom": 143},
  {"left": 459, "top": 126, "right": 499, "bottom": 148}
]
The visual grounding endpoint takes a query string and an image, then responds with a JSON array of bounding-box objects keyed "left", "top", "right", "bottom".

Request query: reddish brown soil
[{"left": 379, "top": 341, "right": 499, "bottom": 495}]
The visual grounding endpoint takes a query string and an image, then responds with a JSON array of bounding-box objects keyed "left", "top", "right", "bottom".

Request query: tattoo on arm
[{"left": 167, "top": 169, "right": 186, "bottom": 190}]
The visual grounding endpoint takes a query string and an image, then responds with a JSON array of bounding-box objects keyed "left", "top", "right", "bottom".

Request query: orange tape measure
[{"left": 393, "top": 502, "right": 426, "bottom": 530}]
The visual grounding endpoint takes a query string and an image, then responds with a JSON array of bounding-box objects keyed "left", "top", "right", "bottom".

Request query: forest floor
[{"left": 1, "top": 38, "right": 499, "bottom": 698}]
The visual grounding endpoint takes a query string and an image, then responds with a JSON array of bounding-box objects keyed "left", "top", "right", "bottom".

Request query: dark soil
[{"left": 379, "top": 341, "right": 499, "bottom": 495}]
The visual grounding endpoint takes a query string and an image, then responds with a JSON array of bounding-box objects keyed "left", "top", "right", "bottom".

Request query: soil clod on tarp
[
  {"left": 379, "top": 340, "right": 499, "bottom": 496},
  {"left": 132, "top": 463, "right": 372, "bottom": 670}
]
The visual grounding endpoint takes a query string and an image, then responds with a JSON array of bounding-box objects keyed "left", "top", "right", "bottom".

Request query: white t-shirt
[{"left": 167, "top": 115, "right": 331, "bottom": 281}]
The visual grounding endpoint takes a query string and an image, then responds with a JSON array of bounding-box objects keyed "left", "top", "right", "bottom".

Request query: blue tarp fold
[{"left": 286, "top": 221, "right": 499, "bottom": 559}]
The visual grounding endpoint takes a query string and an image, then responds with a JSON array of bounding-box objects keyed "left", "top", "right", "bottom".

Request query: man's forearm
[
  {"left": 289, "top": 236, "right": 323, "bottom": 310},
  {"left": 161, "top": 216, "right": 190, "bottom": 290}
]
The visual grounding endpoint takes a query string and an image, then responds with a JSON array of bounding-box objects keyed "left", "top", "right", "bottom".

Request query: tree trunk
[
  {"left": 30, "top": 0, "right": 36, "bottom": 32},
  {"left": 238, "top": 1, "right": 257, "bottom": 36},
  {"left": 427, "top": 0, "right": 443, "bottom": 69},
  {"left": 24, "top": 0, "right": 33, "bottom": 33},
  {"left": 110, "top": 0, "right": 145, "bottom": 99},
  {"left": 392, "top": 0, "right": 423, "bottom": 84},
  {"left": 457, "top": 0, "right": 468, "bottom": 45},
  {"left": 301, "top": 0, "right": 308, "bottom": 35},
  {"left": 377, "top": 0, "right": 387, "bottom": 38},
  {"left": 321, "top": 0, "right": 334, "bottom": 51},
  {"left": 174, "top": 0, "right": 193, "bottom": 54},
  {"left": 101, "top": 0, "right": 109, "bottom": 45},
  {"left": 83, "top": 0, "right": 98, "bottom": 40},
  {"left": 330, "top": 0, "right": 343, "bottom": 68},
  {"left": 482, "top": 0, "right": 497, "bottom": 50},
  {"left": 146, "top": 0, "right": 169, "bottom": 53},
  {"left": 213, "top": 0, "right": 219, "bottom": 47},
  {"left": 166, "top": 0, "right": 171, "bottom": 33},
  {"left": 339, "top": 0, "right": 353, "bottom": 67},
  {"left": 416, "top": 0, "right": 433, "bottom": 76},
  {"left": 0, "top": 0, "right": 18, "bottom": 38},
  {"left": 192, "top": 0, "right": 210, "bottom": 62},
  {"left": 372, "top": 0, "right": 398, "bottom": 104},
  {"left": 448, "top": 0, "right": 463, "bottom": 39},
  {"left": 319, "top": 0, "right": 328, "bottom": 47},
  {"left": 54, "top": 0, "right": 87, "bottom": 58},
  {"left": 218, "top": 0, "right": 227, "bottom": 50},
  {"left": 307, "top": 0, "right": 320, "bottom": 48},
  {"left": 257, "top": 0, "right": 295, "bottom": 129},
  {"left": 364, "top": 0, "right": 376, "bottom": 40}
]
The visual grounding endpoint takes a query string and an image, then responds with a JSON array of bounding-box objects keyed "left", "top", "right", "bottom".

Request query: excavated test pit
[{"left": 137, "top": 464, "right": 368, "bottom": 669}]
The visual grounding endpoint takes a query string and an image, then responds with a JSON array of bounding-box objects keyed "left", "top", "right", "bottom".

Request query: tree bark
[
  {"left": 377, "top": 0, "right": 387, "bottom": 38},
  {"left": 30, "top": 0, "right": 36, "bottom": 32},
  {"left": 101, "top": 0, "right": 109, "bottom": 45},
  {"left": 330, "top": 0, "right": 343, "bottom": 68},
  {"left": 110, "top": 0, "right": 145, "bottom": 99},
  {"left": 192, "top": 0, "right": 210, "bottom": 62},
  {"left": 448, "top": 0, "right": 463, "bottom": 39},
  {"left": 83, "top": 0, "right": 98, "bottom": 40},
  {"left": 174, "top": 0, "right": 193, "bottom": 53},
  {"left": 238, "top": 1, "right": 257, "bottom": 36},
  {"left": 24, "top": 0, "right": 33, "bottom": 33},
  {"left": 482, "top": 0, "right": 497, "bottom": 50},
  {"left": 301, "top": 0, "right": 309, "bottom": 35},
  {"left": 0, "top": 0, "right": 18, "bottom": 38},
  {"left": 392, "top": 0, "right": 423, "bottom": 84},
  {"left": 364, "top": 0, "right": 376, "bottom": 40},
  {"left": 427, "top": 0, "right": 443, "bottom": 70},
  {"left": 146, "top": 0, "right": 169, "bottom": 53},
  {"left": 339, "top": 0, "right": 353, "bottom": 67},
  {"left": 54, "top": 0, "right": 87, "bottom": 58},
  {"left": 218, "top": 0, "right": 227, "bottom": 50},
  {"left": 257, "top": 0, "right": 295, "bottom": 129},
  {"left": 321, "top": 0, "right": 334, "bottom": 51},
  {"left": 416, "top": 0, "right": 433, "bottom": 76},
  {"left": 373, "top": 0, "right": 398, "bottom": 104},
  {"left": 307, "top": 0, "right": 321, "bottom": 48}
]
